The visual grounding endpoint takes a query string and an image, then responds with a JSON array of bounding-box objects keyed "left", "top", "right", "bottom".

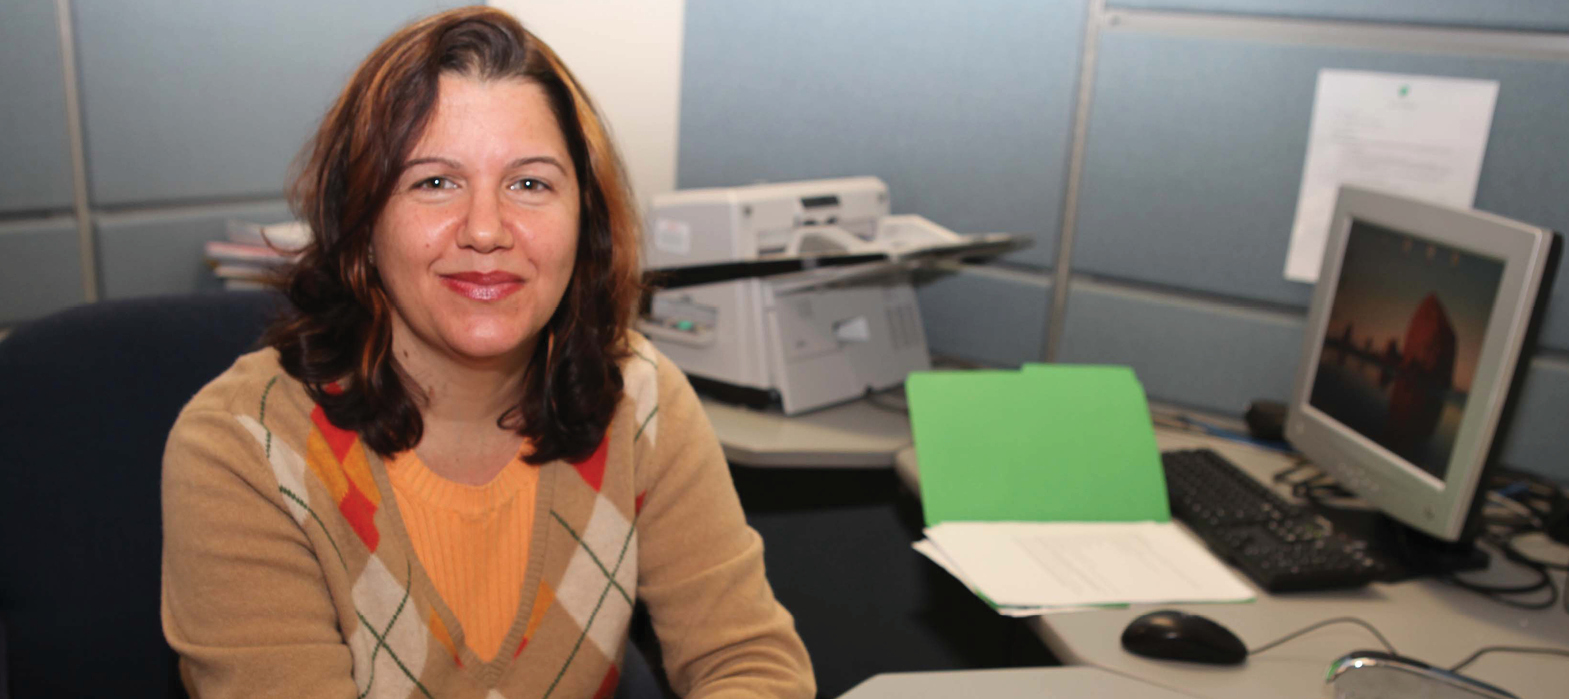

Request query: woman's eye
[
  {"left": 414, "top": 177, "right": 454, "bottom": 190},
  {"left": 511, "top": 178, "right": 550, "bottom": 192}
]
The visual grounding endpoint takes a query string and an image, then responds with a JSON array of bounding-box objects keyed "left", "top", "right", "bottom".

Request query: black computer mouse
[{"left": 1120, "top": 610, "right": 1248, "bottom": 665}]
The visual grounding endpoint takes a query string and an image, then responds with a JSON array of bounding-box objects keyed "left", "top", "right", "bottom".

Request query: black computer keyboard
[{"left": 1161, "top": 448, "right": 1383, "bottom": 593}]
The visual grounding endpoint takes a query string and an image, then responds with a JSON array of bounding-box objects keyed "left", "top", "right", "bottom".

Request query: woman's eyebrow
[
  {"left": 401, "top": 155, "right": 567, "bottom": 173},
  {"left": 402, "top": 156, "right": 462, "bottom": 171},
  {"left": 508, "top": 155, "right": 568, "bottom": 173}
]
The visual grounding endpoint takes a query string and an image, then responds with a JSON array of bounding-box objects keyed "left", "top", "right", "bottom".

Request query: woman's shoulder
[
  {"left": 173, "top": 347, "right": 315, "bottom": 444},
  {"left": 616, "top": 331, "right": 712, "bottom": 453},
  {"left": 163, "top": 348, "right": 325, "bottom": 525},
  {"left": 619, "top": 330, "right": 695, "bottom": 405}
]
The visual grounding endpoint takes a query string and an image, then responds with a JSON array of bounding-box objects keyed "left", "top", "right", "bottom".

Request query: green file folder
[{"left": 906, "top": 365, "right": 1169, "bottom": 526}]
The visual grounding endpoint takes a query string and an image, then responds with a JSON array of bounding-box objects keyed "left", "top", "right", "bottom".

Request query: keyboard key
[{"left": 1162, "top": 449, "right": 1383, "bottom": 593}]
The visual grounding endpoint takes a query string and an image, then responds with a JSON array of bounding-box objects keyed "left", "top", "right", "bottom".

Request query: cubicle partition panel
[
  {"left": 1055, "top": 278, "right": 1303, "bottom": 416},
  {"left": 1054, "top": 2, "right": 1569, "bottom": 481},
  {"left": 70, "top": 0, "right": 465, "bottom": 302},
  {"left": 0, "top": 0, "right": 459, "bottom": 332},
  {"left": 1, "top": 3, "right": 82, "bottom": 327},
  {"left": 1497, "top": 359, "right": 1569, "bottom": 474},
  {"left": 1106, "top": 0, "right": 1569, "bottom": 32},
  {"left": 676, "top": 0, "right": 1088, "bottom": 366},
  {"left": 0, "top": 218, "right": 86, "bottom": 327},
  {"left": 1070, "top": 31, "right": 1328, "bottom": 311},
  {"left": 71, "top": 2, "right": 464, "bottom": 208},
  {"left": 95, "top": 201, "right": 294, "bottom": 300},
  {"left": 0, "top": 1, "right": 75, "bottom": 217},
  {"left": 672, "top": 0, "right": 1569, "bottom": 481},
  {"left": 1070, "top": 29, "right": 1569, "bottom": 343},
  {"left": 915, "top": 266, "right": 1054, "bottom": 369},
  {"left": 676, "top": 0, "right": 1086, "bottom": 273}
]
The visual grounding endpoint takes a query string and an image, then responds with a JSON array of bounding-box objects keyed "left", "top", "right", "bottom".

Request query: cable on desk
[
  {"left": 862, "top": 388, "right": 908, "bottom": 415},
  {"left": 1435, "top": 542, "right": 1558, "bottom": 611},
  {"left": 1270, "top": 459, "right": 1316, "bottom": 485},
  {"left": 1487, "top": 491, "right": 1544, "bottom": 530},
  {"left": 1266, "top": 459, "right": 1569, "bottom": 613},
  {"left": 1293, "top": 475, "right": 1354, "bottom": 503},
  {"left": 1446, "top": 467, "right": 1569, "bottom": 612},
  {"left": 1492, "top": 531, "right": 1568, "bottom": 573},
  {"left": 1269, "top": 460, "right": 1355, "bottom": 504},
  {"left": 1448, "top": 645, "right": 1569, "bottom": 673},
  {"left": 1437, "top": 517, "right": 1559, "bottom": 610},
  {"left": 1442, "top": 568, "right": 1557, "bottom": 611},
  {"left": 1249, "top": 619, "right": 1569, "bottom": 677},
  {"left": 1247, "top": 617, "right": 1397, "bottom": 657}
]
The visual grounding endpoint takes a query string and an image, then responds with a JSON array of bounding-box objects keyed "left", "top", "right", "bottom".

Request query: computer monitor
[{"left": 1285, "top": 186, "right": 1560, "bottom": 566}]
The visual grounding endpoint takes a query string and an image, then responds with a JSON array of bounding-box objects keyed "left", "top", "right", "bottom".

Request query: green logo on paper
[{"left": 1399, "top": 85, "right": 1410, "bottom": 97}]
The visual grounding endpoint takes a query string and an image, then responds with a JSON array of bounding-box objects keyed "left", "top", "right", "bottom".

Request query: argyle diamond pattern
[
  {"left": 551, "top": 496, "right": 638, "bottom": 660},
  {"left": 349, "top": 556, "right": 431, "bottom": 698}
]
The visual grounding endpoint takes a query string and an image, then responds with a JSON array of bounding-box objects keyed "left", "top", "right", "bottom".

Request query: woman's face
[{"left": 374, "top": 75, "right": 580, "bottom": 370}]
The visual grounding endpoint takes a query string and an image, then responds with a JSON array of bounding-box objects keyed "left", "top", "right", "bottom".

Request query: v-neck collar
[{"left": 366, "top": 449, "right": 561, "bottom": 686}]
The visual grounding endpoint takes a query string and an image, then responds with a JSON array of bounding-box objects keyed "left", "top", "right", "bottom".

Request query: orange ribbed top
[{"left": 386, "top": 448, "right": 538, "bottom": 662}]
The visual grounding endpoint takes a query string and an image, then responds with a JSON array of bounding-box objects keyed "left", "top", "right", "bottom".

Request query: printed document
[
  {"left": 912, "top": 539, "right": 1103, "bottom": 616},
  {"left": 1284, "top": 70, "right": 1498, "bottom": 282},
  {"left": 922, "top": 521, "right": 1254, "bottom": 609}
]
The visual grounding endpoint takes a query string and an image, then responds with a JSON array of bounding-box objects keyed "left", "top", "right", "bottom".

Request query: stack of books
[{"left": 206, "top": 220, "right": 310, "bottom": 290}]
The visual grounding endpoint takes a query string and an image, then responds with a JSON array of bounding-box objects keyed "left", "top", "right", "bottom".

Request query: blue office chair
[
  {"left": 0, "top": 293, "right": 282, "bottom": 698},
  {"left": 0, "top": 292, "right": 666, "bottom": 699}
]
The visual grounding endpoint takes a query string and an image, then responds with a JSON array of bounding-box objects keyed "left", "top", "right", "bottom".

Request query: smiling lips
[{"left": 440, "top": 271, "right": 524, "bottom": 301}]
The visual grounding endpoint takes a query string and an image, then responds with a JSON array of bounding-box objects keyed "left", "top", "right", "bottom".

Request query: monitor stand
[{"left": 1315, "top": 504, "right": 1490, "bottom": 582}]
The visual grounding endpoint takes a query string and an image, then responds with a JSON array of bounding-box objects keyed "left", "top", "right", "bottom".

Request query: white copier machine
[{"left": 639, "top": 177, "right": 1015, "bottom": 414}]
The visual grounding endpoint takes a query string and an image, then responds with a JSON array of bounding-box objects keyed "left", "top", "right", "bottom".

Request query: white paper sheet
[
  {"left": 911, "top": 539, "right": 1104, "bottom": 617},
  {"left": 923, "top": 521, "right": 1254, "bottom": 609},
  {"left": 1284, "top": 70, "right": 1499, "bottom": 282}
]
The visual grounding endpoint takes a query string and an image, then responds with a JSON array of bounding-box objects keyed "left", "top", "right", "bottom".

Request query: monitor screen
[
  {"left": 1308, "top": 220, "right": 1504, "bottom": 483},
  {"left": 1288, "top": 186, "right": 1557, "bottom": 544}
]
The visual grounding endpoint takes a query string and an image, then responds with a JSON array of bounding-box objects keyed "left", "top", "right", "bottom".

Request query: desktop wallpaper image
[{"left": 1309, "top": 221, "right": 1504, "bottom": 480}]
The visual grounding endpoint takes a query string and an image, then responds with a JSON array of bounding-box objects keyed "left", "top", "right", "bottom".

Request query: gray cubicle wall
[
  {"left": 677, "top": 0, "right": 1084, "bottom": 269},
  {"left": 915, "top": 265, "right": 1056, "bottom": 369},
  {"left": 0, "top": 0, "right": 456, "bottom": 328},
  {"left": 1109, "top": 0, "right": 1569, "bottom": 31},
  {"left": 73, "top": 1, "right": 461, "bottom": 208},
  {"left": 1, "top": 2, "right": 82, "bottom": 325},
  {"left": 1053, "top": 3, "right": 1569, "bottom": 480},
  {"left": 0, "top": 218, "right": 85, "bottom": 326},
  {"left": 0, "top": 2, "right": 75, "bottom": 217},
  {"left": 1071, "top": 31, "right": 1569, "bottom": 346},
  {"left": 677, "top": 0, "right": 1568, "bottom": 480},
  {"left": 677, "top": 0, "right": 1088, "bottom": 365}
]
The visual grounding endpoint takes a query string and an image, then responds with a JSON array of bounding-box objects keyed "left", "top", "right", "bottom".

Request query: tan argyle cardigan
[{"left": 161, "top": 336, "right": 814, "bottom": 699}]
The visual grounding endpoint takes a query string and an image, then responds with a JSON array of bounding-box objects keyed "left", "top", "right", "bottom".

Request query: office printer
[{"left": 639, "top": 176, "right": 1015, "bottom": 414}]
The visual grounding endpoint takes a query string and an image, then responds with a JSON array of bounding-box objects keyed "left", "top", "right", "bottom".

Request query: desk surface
[
  {"left": 896, "top": 428, "right": 1569, "bottom": 699},
  {"left": 703, "top": 395, "right": 910, "bottom": 467},
  {"left": 836, "top": 667, "right": 1196, "bottom": 699}
]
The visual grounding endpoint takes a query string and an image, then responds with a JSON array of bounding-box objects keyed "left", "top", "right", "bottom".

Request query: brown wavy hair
[{"left": 265, "top": 6, "right": 642, "bottom": 464}]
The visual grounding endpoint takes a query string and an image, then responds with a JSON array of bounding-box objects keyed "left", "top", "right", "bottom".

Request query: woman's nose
[{"left": 458, "top": 189, "right": 512, "bottom": 252}]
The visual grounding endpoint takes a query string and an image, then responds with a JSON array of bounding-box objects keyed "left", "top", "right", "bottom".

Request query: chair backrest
[{"left": 0, "top": 292, "right": 282, "bottom": 699}]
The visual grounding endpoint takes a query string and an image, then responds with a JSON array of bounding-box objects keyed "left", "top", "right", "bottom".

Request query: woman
[{"left": 161, "top": 7, "right": 814, "bottom": 698}]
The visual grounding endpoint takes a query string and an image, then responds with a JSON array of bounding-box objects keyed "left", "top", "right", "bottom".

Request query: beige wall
[{"left": 488, "top": 0, "right": 686, "bottom": 210}]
